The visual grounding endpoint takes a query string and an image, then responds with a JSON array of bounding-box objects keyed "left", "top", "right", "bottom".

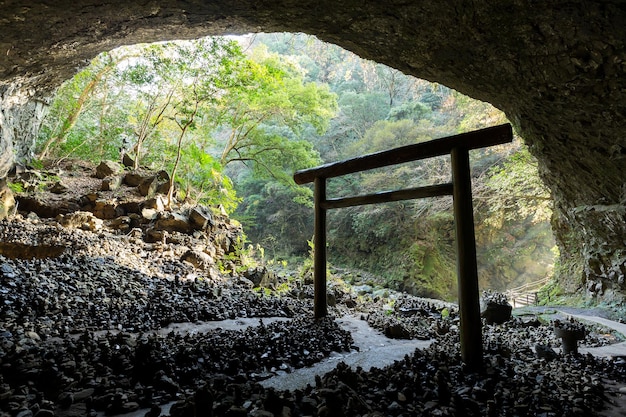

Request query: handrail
[
  {"left": 506, "top": 276, "right": 551, "bottom": 295},
  {"left": 294, "top": 124, "right": 513, "bottom": 184}
]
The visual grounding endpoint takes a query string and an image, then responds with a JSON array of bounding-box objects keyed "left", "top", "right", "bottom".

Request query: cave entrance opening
[{"left": 294, "top": 123, "right": 513, "bottom": 369}]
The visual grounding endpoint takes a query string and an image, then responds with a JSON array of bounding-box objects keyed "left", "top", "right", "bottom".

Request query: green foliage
[
  {"left": 37, "top": 35, "right": 334, "bottom": 211},
  {"left": 37, "top": 50, "right": 128, "bottom": 162},
  {"left": 7, "top": 182, "right": 24, "bottom": 193},
  {"left": 484, "top": 145, "right": 553, "bottom": 225},
  {"left": 216, "top": 234, "right": 255, "bottom": 275},
  {"left": 387, "top": 101, "right": 431, "bottom": 123},
  {"left": 172, "top": 142, "right": 240, "bottom": 212},
  {"left": 36, "top": 32, "right": 556, "bottom": 302},
  {"left": 233, "top": 175, "right": 314, "bottom": 256},
  {"left": 216, "top": 44, "right": 335, "bottom": 184}
]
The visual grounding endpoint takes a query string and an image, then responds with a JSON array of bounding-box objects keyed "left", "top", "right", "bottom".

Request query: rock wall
[
  {"left": 0, "top": 82, "right": 48, "bottom": 176},
  {"left": 1, "top": 1, "right": 626, "bottom": 300}
]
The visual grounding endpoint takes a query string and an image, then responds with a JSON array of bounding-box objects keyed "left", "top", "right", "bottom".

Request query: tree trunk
[{"left": 39, "top": 64, "right": 113, "bottom": 160}]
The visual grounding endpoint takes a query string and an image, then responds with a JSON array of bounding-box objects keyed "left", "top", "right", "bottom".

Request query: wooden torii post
[{"left": 293, "top": 124, "right": 513, "bottom": 369}]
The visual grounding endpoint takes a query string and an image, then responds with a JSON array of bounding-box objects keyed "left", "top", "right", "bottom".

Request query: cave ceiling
[{"left": 1, "top": 0, "right": 626, "bottom": 295}]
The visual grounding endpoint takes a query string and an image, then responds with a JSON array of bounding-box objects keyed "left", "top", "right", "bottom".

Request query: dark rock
[
  {"left": 92, "top": 199, "right": 122, "bottom": 219},
  {"left": 121, "top": 402, "right": 140, "bottom": 413},
  {"left": 181, "top": 249, "right": 214, "bottom": 269},
  {"left": 384, "top": 323, "right": 411, "bottom": 339},
  {"left": 55, "top": 403, "right": 87, "bottom": 417},
  {"left": 155, "top": 212, "right": 190, "bottom": 233},
  {"left": 327, "top": 292, "right": 337, "bottom": 307},
  {"left": 243, "top": 267, "right": 278, "bottom": 288},
  {"left": 106, "top": 215, "right": 131, "bottom": 231},
  {"left": 119, "top": 201, "right": 143, "bottom": 214},
  {"left": 95, "top": 161, "right": 123, "bottom": 179},
  {"left": 101, "top": 175, "right": 122, "bottom": 191},
  {"left": 145, "top": 404, "right": 162, "bottom": 417},
  {"left": 57, "top": 392, "right": 74, "bottom": 408},
  {"left": 49, "top": 181, "right": 68, "bottom": 194},
  {"left": 143, "top": 196, "right": 165, "bottom": 211},
  {"left": 124, "top": 171, "right": 152, "bottom": 187},
  {"left": 519, "top": 316, "right": 541, "bottom": 327},
  {"left": 535, "top": 344, "right": 558, "bottom": 361},
  {"left": 189, "top": 206, "right": 214, "bottom": 231},
  {"left": 138, "top": 177, "right": 157, "bottom": 197},
  {"left": 480, "top": 302, "right": 512, "bottom": 325},
  {"left": 73, "top": 388, "right": 95, "bottom": 402},
  {"left": 226, "top": 406, "right": 248, "bottom": 417},
  {"left": 15, "top": 195, "right": 81, "bottom": 218},
  {"left": 144, "top": 228, "right": 166, "bottom": 243},
  {"left": 156, "top": 181, "right": 171, "bottom": 195},
  {"left": 122, "top": 152, "right": 135, "bottom": 168}
]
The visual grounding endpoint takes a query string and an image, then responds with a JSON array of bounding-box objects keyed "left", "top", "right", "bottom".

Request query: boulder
[
  {"left": 100, "top": 175, "right": 122, "bottom": 191},
  {"left": 154, "top": 211, "right": 190, "bottom": 233},
  {"left": 189, "top": 206, "right": 214, "bottom": 231},
  {"left": 93, "top": 199, "right": 122, "bottom": 219},
  {"left": 49, "top": 181, "right": 68, "bottom": 194},
  {"left": 15, "top": 195, "right": 81, "bottom": 218},
  {"left": 181, "top": 249, "right": 214, "bottom": 269},
  {"left": 385, "top": 322, "right": 411, "bottom": 339},
  {"left": 122, "top": 152, "right": 135, "bottom": 168},
  {"left": 106, "top": 216, "right": 131, "bottom": 232},
  {"left": 118, "top": 201, "right": 142, "bottom": 214},
  {"left": 144, "top": 228, "right": 166, "bottom": 243},
  {"left": 157, "top": 181, "right": 171, "bottom": 195},
  {"left": 480, "top": 302, "right": 512, "bottom": 325},
  {"left": 143, "top": 195, "right": 166, "bottom": 211},
  {"left": 124, "top": 170, "right": 153, "bottom": 187},
  {"left": 0, "top": 181, "right": 15, "bottom": 219},
  {"left": 137, "top": 176, "right": 157, "bottom": 197},
  {"left": 56, "top": 211, "right": 103, "bottom": 231},
  {"left": 242, "top": 266, "right": 278, "bottom": 288},
  {"left": 95, "top": 160, "right": 123, "bottom": 179}
]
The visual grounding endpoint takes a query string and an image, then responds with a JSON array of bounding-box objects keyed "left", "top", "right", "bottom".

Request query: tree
[
  {"left": 38, "top": 51, "right": 130, "bottom": 160},
  {"left": 115, "top": 38, "right": 241, "bottom": 169},
  {"left": 482, "top": 145, "right": 553, "bottom": 225},
  {"left": 214, "top": 45, "right": 337, "bottom": 183}
]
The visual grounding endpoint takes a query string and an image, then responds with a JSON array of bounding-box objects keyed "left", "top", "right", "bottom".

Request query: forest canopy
[{"left": 36, "top": 33, "right": 555, "bottom": 301}]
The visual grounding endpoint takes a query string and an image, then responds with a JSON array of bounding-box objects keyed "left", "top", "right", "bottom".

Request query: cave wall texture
[{"left": 1, "top": 1, "right": 625, "bottom": 300}]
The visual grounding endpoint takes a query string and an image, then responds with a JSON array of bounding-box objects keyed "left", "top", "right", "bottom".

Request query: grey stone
[
  {"left": 95, "top": 160, "right": 122, "bottom": 179},
  {"left": 154, "top": 211, "right": 190, "bottom": 233},
  {"left": 137, "top": 176, "right": 157, "bottom": 197},
  {"left": 49, "top": 181, "right": 68, "bottom": 194},
  {"left": 189, "top": 206, "right": 214, "bottom": 231},
  {"left": 181, "top": 249, "right": 214, "bottom": 269},
  {"left": 101, "top": 175, "right": 122, "bottom": 191}
]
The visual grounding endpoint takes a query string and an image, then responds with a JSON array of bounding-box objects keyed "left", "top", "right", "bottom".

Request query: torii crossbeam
[{"left": 294, "top": 123, "right": 514, "bottom": 370}]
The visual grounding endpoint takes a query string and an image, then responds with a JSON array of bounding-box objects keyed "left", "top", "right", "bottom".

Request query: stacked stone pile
[{"left": 0, "top": 161, "right": 624, "bottom": 416}]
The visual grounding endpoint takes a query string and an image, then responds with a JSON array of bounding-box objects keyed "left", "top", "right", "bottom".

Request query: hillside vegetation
[{"left": 33, "top": 33, "right": 555, "bottom": 301}]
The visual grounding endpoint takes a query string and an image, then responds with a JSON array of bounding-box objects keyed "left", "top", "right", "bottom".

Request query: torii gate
[{"left": 293, "top": 123, "right": 513, "bottom": 369}]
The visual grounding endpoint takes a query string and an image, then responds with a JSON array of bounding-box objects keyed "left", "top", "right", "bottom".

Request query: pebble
[{"left": 0, "top": 170, "right": 624, "bottom": 416}]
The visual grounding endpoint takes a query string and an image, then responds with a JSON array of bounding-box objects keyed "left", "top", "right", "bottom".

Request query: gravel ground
[{"left": 1, "top": 163, "right": 625, "bottom": 416}]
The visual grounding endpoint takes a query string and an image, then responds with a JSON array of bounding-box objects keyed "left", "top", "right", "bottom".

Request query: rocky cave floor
[{"left": 1, "top": 161, "right": 626, "bottom": 417}]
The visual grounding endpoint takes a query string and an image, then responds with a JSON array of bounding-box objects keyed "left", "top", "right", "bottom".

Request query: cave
[{"left": 1, "top": 1, "right": 625, "bottom": 301}]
